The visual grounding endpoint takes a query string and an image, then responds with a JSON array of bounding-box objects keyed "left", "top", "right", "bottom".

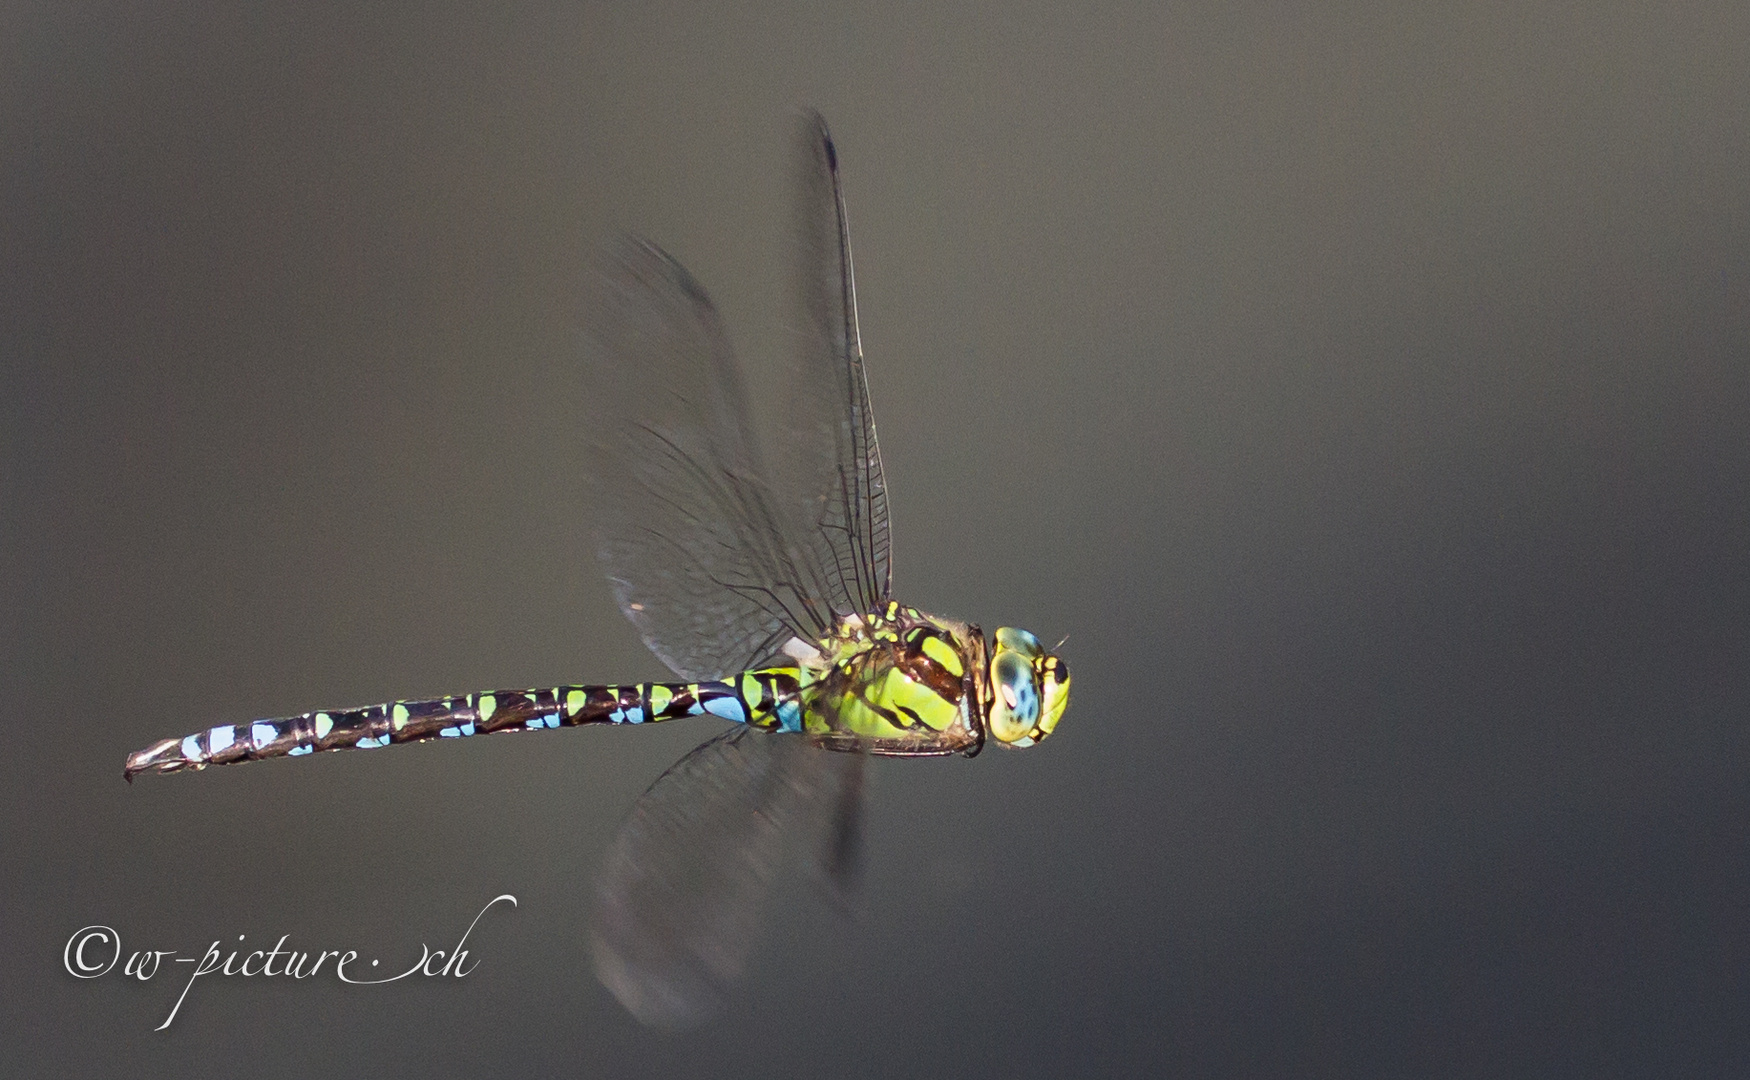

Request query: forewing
[
  {"left": 583, "top": 240, "right": 837, "bottom": 679},
  {"left": 589, "top": 728, "right": 864, "bottom": 1028},
  {"left": 777, "top": 111, "right": 893, "bottom": 619}
]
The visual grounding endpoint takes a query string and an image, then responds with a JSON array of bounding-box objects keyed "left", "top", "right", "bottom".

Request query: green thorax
[{"left": 786, "top": 601, "right": 989, "bottom": 757}]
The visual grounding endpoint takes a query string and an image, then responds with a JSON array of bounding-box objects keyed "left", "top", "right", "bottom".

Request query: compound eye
[
  {"left": 995, "top": 627, "right": 1043, "bottom": 660},
  {"left": 988, "top": 650, "right": 1041, "bottom": 744}
]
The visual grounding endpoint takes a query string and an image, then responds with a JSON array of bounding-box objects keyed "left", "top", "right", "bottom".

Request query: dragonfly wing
[
  {"left": 813, "top": 747, "right": 867, "bottom": 913},
  {"left": 583, "top": 240, "right": 838, "bottom": 680},
  {"left": 590, "top": 727, "right": 864, "bottom": 1028},
  {"left": 584, "top": 115, "right": 894, "bottom": 681},
  {"left": 776, "top": 111, "right": 893, "bottom": 618}
]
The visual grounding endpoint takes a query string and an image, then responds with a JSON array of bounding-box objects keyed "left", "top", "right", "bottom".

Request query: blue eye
[
  {"left": 996, "top": 627, "right": 1043, "bottom": 659},
  {"left": 1002, "top": 670, "right": 1039, "bottom": 724},
  {"left": 988, "top": 626, "right": 1068, "bottom": 747},
  {"left": 989, "top": 651, "right": 1040, "bottom": 742}
]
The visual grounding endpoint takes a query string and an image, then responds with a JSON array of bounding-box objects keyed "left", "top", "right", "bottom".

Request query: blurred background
[{"left": 5, "top": 1, "right": 1748, "bottom": 1076}]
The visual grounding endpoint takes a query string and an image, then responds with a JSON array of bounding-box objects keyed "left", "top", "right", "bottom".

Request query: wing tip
[
  {"left": 601, "top": 235, "right": 716, "bottom": 314},
  {"left": 798, "top": 107, "right": 838, "bottom": 174}
]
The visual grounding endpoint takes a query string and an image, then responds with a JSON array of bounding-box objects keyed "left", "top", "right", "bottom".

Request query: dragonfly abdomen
[{"left": 123, "top": 670, "right": 804, "bottom": 781}]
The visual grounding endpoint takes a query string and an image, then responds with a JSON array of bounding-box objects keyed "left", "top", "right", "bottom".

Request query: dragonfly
[{"left": 124, "top": 111, "right": 1070, "bottom": 1025}]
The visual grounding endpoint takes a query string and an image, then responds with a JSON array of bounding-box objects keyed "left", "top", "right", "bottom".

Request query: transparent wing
[
  {"left": 584, "top": 115, "right": 883, "bottom": 1028},
  {"left": 776, "top": 110, "right": 893, "bottom": 618},
  {"left": 582, "top": 240, "right": 838, "bottom": 679},
  {"left": 582, "top": 115, "right": 893, "bottom": 682},
  {"left": 589, "top": 728, "right": 865, "bottom": 1028}
]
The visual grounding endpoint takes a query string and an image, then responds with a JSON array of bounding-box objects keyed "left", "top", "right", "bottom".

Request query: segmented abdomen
[{"left": 123, "top": 670, "right": 803, "bottom": 780}]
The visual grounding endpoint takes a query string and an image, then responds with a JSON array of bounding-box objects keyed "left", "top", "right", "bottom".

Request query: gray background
[{"left": 6, "top": 1, "right": 1749, "bottom": 1076}]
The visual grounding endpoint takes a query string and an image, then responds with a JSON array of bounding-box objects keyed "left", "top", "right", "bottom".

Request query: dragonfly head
[{"left": 985, "top": 627, "right": 1070, "bottom": 747}]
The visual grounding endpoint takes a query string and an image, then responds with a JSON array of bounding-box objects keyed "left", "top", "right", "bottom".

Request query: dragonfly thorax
[{"left": 782, "top": 604, "right": 986, "bottom": 756}]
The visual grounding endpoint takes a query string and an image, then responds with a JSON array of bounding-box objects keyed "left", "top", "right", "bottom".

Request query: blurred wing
[
  {"left": 583, "top": 240, "right": 839, "bottom": 679},
  {"left": 589, "top": 728, "right": 864, "bottom": 1028},
  {"left": 775, "top": 111, "right": 893, "bottom": 619},
  {"left": 814, "top": 741, "right": 867, "bottom": 910}
]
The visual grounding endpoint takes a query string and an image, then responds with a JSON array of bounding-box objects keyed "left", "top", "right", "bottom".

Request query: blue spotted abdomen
[{"left": 123, "top": 670, "right": 804, "bottom": 780}]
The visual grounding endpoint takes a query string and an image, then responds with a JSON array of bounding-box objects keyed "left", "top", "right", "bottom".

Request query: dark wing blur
[{"left": 589, "top": 727, "right": 864, "bottom": 1028}]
